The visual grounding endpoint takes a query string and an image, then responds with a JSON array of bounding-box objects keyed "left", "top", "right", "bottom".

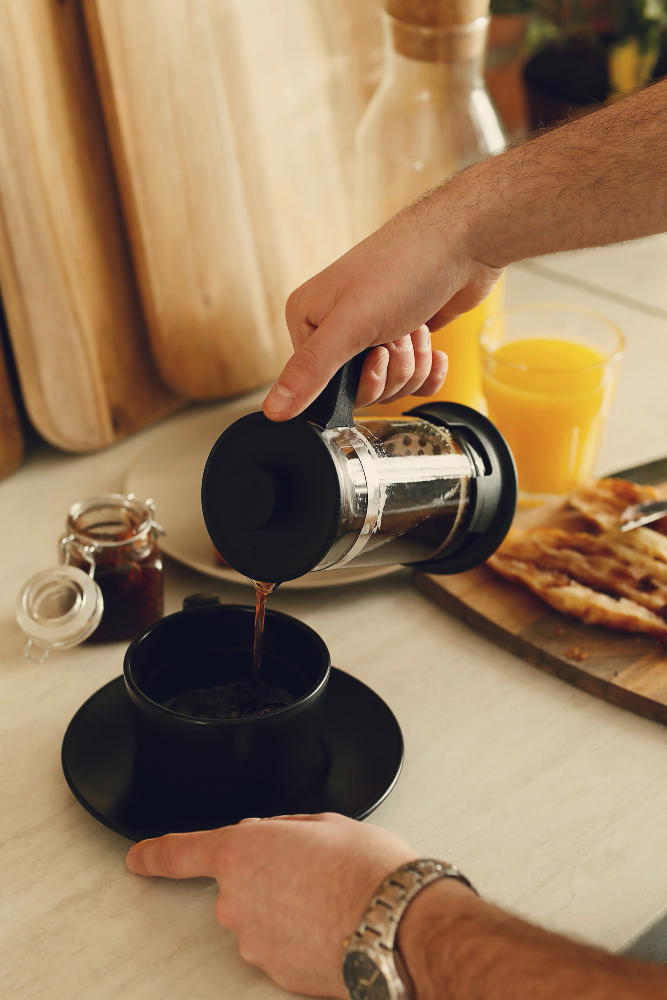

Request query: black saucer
[{"left": 61, "top": 668, "right": 404, "bottom": 841}]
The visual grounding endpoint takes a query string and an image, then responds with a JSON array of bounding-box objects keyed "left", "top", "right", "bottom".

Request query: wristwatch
[{"left": 342, "top": 858, "right": 476, "bottom": 1000}]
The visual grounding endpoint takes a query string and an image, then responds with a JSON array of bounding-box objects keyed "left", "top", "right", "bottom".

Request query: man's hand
[
  {"left": 263, "top": 78, "right": 667, "bottom": 424},
  {"left": 126, "top": 811, "right": 667, "bottom": 1000},
  {"left": 126, "top": 812, "right": 416, "bottom": 998},
  {"left": 262, "top": 199, "right": 502, "bottom": 421}
]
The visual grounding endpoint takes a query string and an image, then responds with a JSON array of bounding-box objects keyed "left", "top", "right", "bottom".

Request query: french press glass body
[{"left": 202, "top": 356, "right": 517, "bottom": 582}]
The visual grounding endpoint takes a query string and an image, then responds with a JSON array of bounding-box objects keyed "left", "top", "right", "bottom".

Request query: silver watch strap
[{"left": 351, "top": 857, "right": 477, "bottom": 953}]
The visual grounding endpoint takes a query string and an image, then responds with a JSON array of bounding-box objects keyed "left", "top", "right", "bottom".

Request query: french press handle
[{"left": 301, "top": 352, "right": 369, "bottom": 429}]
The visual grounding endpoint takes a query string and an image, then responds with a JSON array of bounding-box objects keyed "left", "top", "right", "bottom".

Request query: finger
[
  {"left": 380, "top": 326, "right": 432, "bottom": 402},
  {"left": 232, "top": 814, "right": 326, "bottom": 830},
  {"left": 374, "top": 336, "right": 415, "bottom": 403},
  {"left": 126, "top": 829, "right": 224, "bottom": 880},
  {"left": 260, "top": 813, "right": 324, "bottom": 822},
  {"left": 412, "top": 350, "right": 448, "bottom": 397},
  {"left": 402, "top": 326, "right": 433, "bottom": 395},
  {"left": 263, "top": 307, "right": 374, "bottom": 422},
  {"left": 355, "top": 346, "right": 390, "bottom": 408}
]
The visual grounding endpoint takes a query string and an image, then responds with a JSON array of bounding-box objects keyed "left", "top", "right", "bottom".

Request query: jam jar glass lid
[{"left": 16, "top": 565, "right": 104, "bottom": 662}]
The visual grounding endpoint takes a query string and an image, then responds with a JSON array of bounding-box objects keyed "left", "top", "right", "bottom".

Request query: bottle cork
[{"left": 385, "top": 0, "right": 491, "bottom": 61}]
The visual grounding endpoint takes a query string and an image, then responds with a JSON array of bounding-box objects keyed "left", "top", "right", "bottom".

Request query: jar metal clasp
[
  {"left": 59, "top": 534, "right": 97, "bottom": 577},
  {"left": 141, "top": 496, "right": 165, "bottom": 538}
]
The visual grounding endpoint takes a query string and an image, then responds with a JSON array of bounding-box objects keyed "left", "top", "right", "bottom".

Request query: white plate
[{"left": 124, "top": 401, "right": 399, "bottom": 590}]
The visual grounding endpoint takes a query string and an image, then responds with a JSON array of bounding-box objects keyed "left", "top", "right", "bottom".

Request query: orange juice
[
  {"left": 361, "top": 279, "right": 504, "bottom": 417},
  {"left": 482, "top": 337, "right": 616, "bottom": 496}
]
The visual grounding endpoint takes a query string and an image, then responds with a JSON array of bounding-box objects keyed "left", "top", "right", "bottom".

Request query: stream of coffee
[
  {"left": 156, "top": 580, "right": 287, "bottom": 721},
  {"left": 251, "top": 580, "right": 278, "bottom": 672}
]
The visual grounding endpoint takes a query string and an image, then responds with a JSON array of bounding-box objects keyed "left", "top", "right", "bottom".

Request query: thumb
[{"left": 263, "top": 312, "right": 370, "bottom": 421}]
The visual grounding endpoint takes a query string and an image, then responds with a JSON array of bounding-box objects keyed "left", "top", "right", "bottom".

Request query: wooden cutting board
[
  {"left": 0, "top": 319, "right": 23, "bottom": 480},
  {"left": 83, "top": 0, "right": 382, "bottom": 399},
  {"left": 415, "top": 460, "right": 667, "bottom": 726},
  {"left": 0, "top": 0, "right": 178, "bottom": 452}
]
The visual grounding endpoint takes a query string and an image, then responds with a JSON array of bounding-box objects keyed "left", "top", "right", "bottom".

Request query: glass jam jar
[
  {"left": 16, "top": 494, "right": 165, "bottom": 661},
  {"left": 61, "top": 495, "right": 164, "bottom": 643}
]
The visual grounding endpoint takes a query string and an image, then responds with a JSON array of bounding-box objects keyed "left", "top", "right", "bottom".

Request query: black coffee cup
[{"left": 123, "top": 602, "right": 331, "bottom": 824}]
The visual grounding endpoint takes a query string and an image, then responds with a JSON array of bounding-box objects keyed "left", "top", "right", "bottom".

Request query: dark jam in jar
[{"left": 63, "top": 495, "right": 164, "bottom": 643}]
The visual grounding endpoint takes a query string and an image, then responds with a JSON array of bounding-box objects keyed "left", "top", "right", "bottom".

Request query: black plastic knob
[{"left": 201, "top": 412, "right": 342, "bottom": 582}]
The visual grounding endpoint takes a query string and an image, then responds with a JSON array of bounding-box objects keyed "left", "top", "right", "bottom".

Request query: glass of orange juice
[{"left": 480, "top": 304, "right": 624, "bottom": 501}]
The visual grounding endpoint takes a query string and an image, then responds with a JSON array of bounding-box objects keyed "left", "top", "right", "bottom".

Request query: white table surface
[{"left": 2, "top": 242, "right": 667, "bottom": 999}]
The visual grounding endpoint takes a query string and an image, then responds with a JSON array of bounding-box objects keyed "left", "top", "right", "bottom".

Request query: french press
[{"left": 201, "top": 355, "right": 517, "bottom": 582}]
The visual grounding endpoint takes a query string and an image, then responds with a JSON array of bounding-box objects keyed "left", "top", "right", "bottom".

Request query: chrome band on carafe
[
  {"left": 315, "top": 427, "right": 382, "bottom": 570},
  {"left": 315, "top": 419, "right": 477, "bottom": 572}
]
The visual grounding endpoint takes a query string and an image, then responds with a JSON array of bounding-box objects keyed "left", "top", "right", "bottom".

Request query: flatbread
[
  {"left": 566, "top": 477, "right": 660, "bottom": 532},
  {"left": 487, "top": 479, "right": 667, "bottom": 642},
  {"left": 488, "top": 552, "right": 667, "bottom": 641}
]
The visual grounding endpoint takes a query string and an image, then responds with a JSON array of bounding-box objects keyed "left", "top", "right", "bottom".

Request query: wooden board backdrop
[
  {"left": 0, "top": 0, "right": 178, "bottom": 452},
  {"left": 0, "top": 324, "right": 23, "bottom": 479},
  {"left": 415, "top": 464, "right": 667, "bottom": 726},
  {"left": 83, "top": 0, "right": 382, "bottom": 399}
]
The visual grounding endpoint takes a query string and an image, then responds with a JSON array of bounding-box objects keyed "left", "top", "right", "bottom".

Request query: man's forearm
[
  {"left": 397, "top": 879, "right": 667, "bottom": 1000},
  {"left": 446, "top": 78, "right": 667, "bottom": 268}
]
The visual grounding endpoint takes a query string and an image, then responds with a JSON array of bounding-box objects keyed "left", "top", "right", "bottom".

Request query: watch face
[{"left": 342, "top": 950, "right": 391, "bottom": 1000}]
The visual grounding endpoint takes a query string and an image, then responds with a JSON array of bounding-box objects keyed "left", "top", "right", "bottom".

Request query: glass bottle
[{"left": 355, "top": 0, "right": 506, "bottom": 412}]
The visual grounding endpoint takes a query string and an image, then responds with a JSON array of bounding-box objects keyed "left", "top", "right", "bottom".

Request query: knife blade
[{"left": 619, "top": 500, "right": 667, "bottom": 532}]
